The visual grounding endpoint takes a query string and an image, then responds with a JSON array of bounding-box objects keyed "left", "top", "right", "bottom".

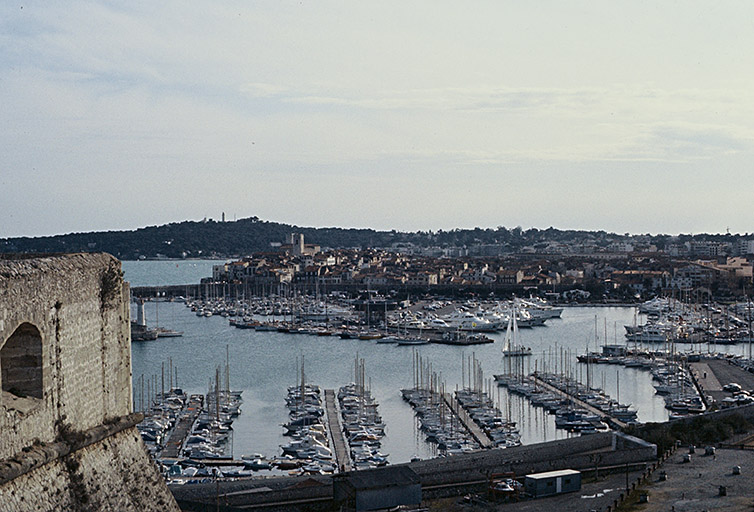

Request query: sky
[{"left": 2, "top": 1, "right": 754, "bottom": 238}]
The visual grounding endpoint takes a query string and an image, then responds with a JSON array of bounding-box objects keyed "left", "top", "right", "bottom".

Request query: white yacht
[
  {"left": 518, "top": 298, "right": 563, "bottom": 319},
  {"left": 442, "top": 310, "right": 497, "bottom": 332}
]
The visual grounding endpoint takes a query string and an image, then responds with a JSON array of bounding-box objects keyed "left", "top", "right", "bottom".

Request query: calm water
[
  {"left": 129, "top": 301, "right": 661, "bottom": 463},
  {"left": 122, "top": 259, "right": 226, "bottom": 287},
  {"left": 124, "top": 261, "right": 747, "bottom": 463}
]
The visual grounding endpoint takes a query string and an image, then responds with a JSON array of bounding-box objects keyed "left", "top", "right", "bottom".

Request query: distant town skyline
[{"left": 3, "top": 2, "right": 754, "bottom": 238}]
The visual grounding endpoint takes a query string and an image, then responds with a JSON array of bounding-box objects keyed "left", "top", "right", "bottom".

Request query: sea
[{"left": 122, "top": 259, "right": 747, "bottom": 463}]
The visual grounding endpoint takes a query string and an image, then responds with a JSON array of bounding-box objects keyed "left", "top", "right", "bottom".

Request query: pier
[
  {"left": 324, "top": 389, "right": 351, "bottom": 472},
  {"left": 442, "top": 392, "right": 494, "bottom": 449},
  {"left": 162, "top": 394, "right": 203, "bottom": 458},
  {"left": 529, "top": 374, "right": 627, "bottom": 429}
]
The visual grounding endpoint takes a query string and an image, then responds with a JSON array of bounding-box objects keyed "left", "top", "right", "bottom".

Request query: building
[
  {"left": 737, "top": 239, "right": 754, "bottom": 256},
  {"left": 672, "top": 263, "right": 715, "bottom": 289},
  {"left": 280, "top": 233, "right": 320, "bottom": 257},
  {"left": 610, "top": 270, "right": 668, "bottom": 293},
  {"left": 689, "top": 240, "right": 728, "bottom": 258},
  {"left": 712, "top": 257, "right": 753, "bottom": 280},
  {"left": 498, "top": 269, "right": 524, "bottom": 285},
  {"left": 333, "top": 466, "right": 421, "bottom": 511},
  {"left": 524, "top": 469, "right": 581, "bottom": 498},
  {"left": 602, "top": 344, "right": 628, "bottom": 357},
  {"left": 406, "top": 271, "right": 438, "bottom": 286}
]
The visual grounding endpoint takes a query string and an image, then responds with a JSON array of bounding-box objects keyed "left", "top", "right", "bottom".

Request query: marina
[
  {"left": 129, "top": 300, "right": 674, "bottom": 470},
  {"left": 529, "top": 373, "right": 629, "bottom": 430},
  {"left": 125, "top": 262, "right": 754, "bottom": 482},
  {"left": 278, "top": 378, "right": 338, "bottom": 475},
  {"left": 160, "top": 393, "right": 202, "bottom": 459},
  {"left": 336, "top": 359, "right": 390, "bottom": 470},
  {"left": 138, "top": 356, "right": 245, "bottom": 481}
]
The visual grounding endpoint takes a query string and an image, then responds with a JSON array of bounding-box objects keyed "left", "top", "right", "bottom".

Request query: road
[{"left": 691, "top": 358, "right": 754, "bottom": 405}]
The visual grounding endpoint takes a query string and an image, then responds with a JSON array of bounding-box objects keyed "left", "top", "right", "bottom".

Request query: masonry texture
[{"left": 0, "top": 253, "right": 178, "bottom": 511}]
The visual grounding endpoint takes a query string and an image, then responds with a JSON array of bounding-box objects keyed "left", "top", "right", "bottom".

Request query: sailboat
[
  {"left": 153, "top": 293, "right": 184, "bottom": 338},
  {"left": 501, "top": 301, "right": 532, "bottom": 357}
]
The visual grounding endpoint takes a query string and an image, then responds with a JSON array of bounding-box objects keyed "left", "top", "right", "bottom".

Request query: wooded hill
[{"left": 0, "top": 216, "right": 738, "bottom": 260}]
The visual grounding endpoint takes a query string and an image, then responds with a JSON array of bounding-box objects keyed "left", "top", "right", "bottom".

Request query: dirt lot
[
  {"left": 426, "top": 448, "right": 754, "bottom": 512},
  {"left": 626, "top": 447, "right": 754, "bottom": 512}
]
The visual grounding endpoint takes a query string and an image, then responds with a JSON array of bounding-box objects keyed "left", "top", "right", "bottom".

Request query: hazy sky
[{"left": 2, "top": 2, "right": 754, "bottom": 238}]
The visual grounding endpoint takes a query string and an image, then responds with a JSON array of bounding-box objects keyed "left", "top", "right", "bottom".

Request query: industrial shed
[
  {"left": 524, "top": 468, "right": 581, "bottom": 498},
  {"left": 333, "top": 465, "right": 422, "bottom": 511}
]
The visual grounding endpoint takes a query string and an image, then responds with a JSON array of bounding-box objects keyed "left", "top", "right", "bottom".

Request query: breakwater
[{"left": 171, "top": 431, "right": 657, "bottom": 510}]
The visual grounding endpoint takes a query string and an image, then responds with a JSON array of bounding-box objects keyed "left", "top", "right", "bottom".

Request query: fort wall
[{"left": 0, "top": 253, "right": 178, "bottom": 511}]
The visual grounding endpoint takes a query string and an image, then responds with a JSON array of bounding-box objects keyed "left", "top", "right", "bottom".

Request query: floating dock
[{"left": 324, "top": 389, "right": 351, "bottom": 472}]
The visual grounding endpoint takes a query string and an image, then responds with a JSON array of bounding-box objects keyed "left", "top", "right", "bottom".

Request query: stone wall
[
  {"left": 0, "top": 254, "right": 131, "bottom": 457},
  {"left": 627, "top": 402, "right": 754, "bottom": 445},
  {"left": 1, "top": 426, "right": 177, "bottom": 511},
  {"left": 0, "top": 253, "right": 178, "bottom": 511}
]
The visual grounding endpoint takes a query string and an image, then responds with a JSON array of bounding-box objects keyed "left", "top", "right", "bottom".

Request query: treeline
[{"left": 0, "top": 216, "right": 740, "bottom": 260}]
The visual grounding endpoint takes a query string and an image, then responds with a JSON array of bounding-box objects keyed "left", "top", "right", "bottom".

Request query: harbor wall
[
  {"left": 0, "top": 421, "right": 176, "bottom": 511},
  {"left": 0, "top": 253, "right": 178, "bottom": 511},
  {"left": 172, "top": 432, "right": 657, "bottom": 509},
  {"left": 410, "top": 431, "right": 655, "bottom": 487}
]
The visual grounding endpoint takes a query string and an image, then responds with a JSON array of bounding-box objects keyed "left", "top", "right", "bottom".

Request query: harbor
[
  {"left": 128, "top": 303, "right": 636, "bottom": 462},
  {"left": 442, "top": 391, "right": 495, "bottom": 449},
  {"left": 129, "top": 292, "right": 754, "bottom": 484}
]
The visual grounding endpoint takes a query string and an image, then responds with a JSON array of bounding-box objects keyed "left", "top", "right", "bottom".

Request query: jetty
[
  {"left": 324, "top": 389, "right": 351, "bottom": 472},
  {"left": 162, "top": 394, "right": 203, "bottom": 458},
  {"left": 442, "top": 392, "right": 494, "bottom": 448},
  {"left": 529, "top": 374, "right": 627, "bottom": 429}
]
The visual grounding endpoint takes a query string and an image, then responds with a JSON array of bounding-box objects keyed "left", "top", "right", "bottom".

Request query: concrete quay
[
  {"left": 691, "top": 358, "right": 754, "bottom": 406},
  {"left": 626, "top": 446, "right": 754, "bottom": 512},
  {"left": 162, "top": 394, "right": 203, "bottom": 459},
  {"left": 530, "top": 374, "right": 628, "bottom": 429},
  {"left": 324, "top": 389, "right": 352, "bottom": 472},
  {"left": 442, "top": 392, "right": 495, "bottom": 449}
]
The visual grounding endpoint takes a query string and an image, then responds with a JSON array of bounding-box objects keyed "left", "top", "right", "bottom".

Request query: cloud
[
  {"left": 4, "top": 2, "right": 754, "bottom": 237},
  {"left": 239, "top": 82, "right": 290, "bottom": 98},
  {"left": 606, "top": 123, "right": 753, "bottom": 163}
]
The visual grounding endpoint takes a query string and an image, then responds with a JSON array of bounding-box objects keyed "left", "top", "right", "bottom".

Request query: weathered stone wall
[
  {"left": 0, "top": 254, "right": 131, "bottom": 458},
  {"left": 1, "top": 426, "right": 177, "bottom": 511},
  {"left": 0, "top": 253, "right": 178, "bottom": 511}
]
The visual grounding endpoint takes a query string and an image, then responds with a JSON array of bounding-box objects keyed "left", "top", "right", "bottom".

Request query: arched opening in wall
[{"left": 1, "top": 323, "right": 43, "bottom": 399}]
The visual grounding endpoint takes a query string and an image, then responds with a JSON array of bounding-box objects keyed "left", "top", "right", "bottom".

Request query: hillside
[{"left": 0, "top": 216, "right": 723, "bottom": 260}]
